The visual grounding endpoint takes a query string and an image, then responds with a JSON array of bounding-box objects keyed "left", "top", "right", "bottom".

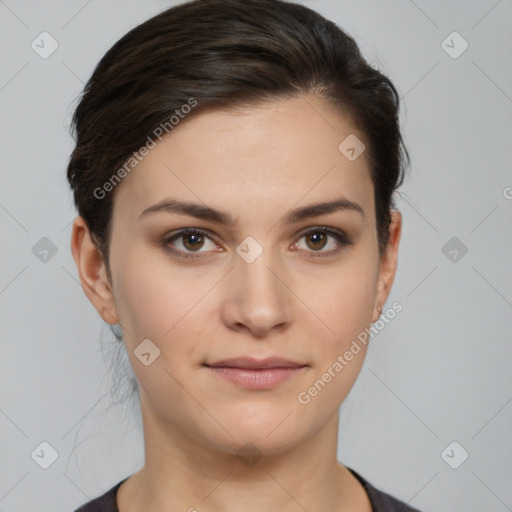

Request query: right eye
[{"left": 161, "top": 228, "right": 222, "bottom": 260}]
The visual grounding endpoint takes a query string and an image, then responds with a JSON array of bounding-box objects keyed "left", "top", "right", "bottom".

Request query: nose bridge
[
  {"left": 224, "top": 235, "right": 290, "bottom": 333},
  {"left": 235, "top": 236, "right": 283, "bottom": 300}
]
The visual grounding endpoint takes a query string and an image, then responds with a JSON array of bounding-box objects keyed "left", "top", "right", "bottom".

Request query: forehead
[{"left": 112, "top": 94, "right": 374, "bottom": 225}]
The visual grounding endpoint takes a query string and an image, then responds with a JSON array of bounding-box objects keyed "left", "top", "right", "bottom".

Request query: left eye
[
  {"left": 292, "top": 227, "right": 352, "bottom": 258},
  {"left": 162, "top": 227, "right": 352, "bottom": 260}
]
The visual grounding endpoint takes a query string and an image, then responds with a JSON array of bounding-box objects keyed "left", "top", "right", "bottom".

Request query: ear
[
  {"left": 70, "top": 215, "right": 119, "bottom": 325},
  {"left": 371, "top": 210, "right": 402, "bottom": 323}
]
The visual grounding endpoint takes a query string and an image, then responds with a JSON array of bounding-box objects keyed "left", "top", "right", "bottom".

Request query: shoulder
[
  {"left": 348, "top": 467, "right": 423, "bottom": 512},
  {"left": 73, "top": 478, "right": 128, "bottom": 512}
]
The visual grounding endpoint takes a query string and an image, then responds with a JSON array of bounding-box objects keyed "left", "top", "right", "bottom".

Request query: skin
[{"left": 71, "top": 93, "right": 401, "bottom": 512}]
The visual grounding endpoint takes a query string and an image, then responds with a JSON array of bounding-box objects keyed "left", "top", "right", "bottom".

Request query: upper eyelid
[{"left": 165, "top": 225, "right": 350, "bottom": 250}]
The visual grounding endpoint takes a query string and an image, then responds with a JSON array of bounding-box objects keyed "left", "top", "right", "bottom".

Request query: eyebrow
[{"left": 138, "top": 197, "right": 364, "bottom": 225}]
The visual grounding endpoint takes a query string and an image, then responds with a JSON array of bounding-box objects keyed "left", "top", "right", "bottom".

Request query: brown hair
[{"left": 66, "top": 0, "right": 409, "bottom": 283}]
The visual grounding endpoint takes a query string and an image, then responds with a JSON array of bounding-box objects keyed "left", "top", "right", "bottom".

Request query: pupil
[
  {"left": 308, "top": 231, "right": 326, "bottom": 250},
  {"left": 185, "top": 233, "right": 203, "bottom": 250}
]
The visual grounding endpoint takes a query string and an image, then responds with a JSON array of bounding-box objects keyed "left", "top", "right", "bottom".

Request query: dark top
[{"left": 74, "top": 467, "right": 422, "bottom": 511}]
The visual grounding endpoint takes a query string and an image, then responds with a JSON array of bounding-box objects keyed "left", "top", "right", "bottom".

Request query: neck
[{"left": 117, "top": 405, "right": 372, "bottom": 512}]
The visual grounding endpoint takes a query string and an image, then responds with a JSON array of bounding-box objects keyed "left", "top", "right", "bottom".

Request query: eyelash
[{"left": 161, "top": 226, "right": 353, "bottom": 261}]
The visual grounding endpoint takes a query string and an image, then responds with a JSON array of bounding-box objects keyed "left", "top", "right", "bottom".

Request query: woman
[{"left": 68, "top": 0, "right": 417, "bottom": 510}]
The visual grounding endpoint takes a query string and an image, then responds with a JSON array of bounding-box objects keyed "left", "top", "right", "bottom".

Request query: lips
[
  {"left": 205, "top": 356, "right": 306, "bottom": 370},
  {"left": 204, "top": 357, "right": 307, "bottom": 390}
]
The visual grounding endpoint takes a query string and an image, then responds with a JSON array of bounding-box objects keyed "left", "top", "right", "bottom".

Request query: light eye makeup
[{"left": 160, "top": 225, "right": 354, "bottom": 261}]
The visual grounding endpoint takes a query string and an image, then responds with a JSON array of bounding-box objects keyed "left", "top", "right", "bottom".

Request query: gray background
[{"left": 1, "top": 1, "right": 511, "bottom": 511}]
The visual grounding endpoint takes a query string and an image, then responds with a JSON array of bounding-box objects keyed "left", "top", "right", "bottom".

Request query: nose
[{"left": 220, "top": 243, "right": 292, "bottom": 338}]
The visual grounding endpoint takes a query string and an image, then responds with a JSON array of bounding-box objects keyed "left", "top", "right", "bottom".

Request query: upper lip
[{"left": 205, "top": 357, "right": 306, "bottom": 369}]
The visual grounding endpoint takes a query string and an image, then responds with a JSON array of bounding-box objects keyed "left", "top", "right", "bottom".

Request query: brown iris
[
  {"left": 182, "top": 233, "right": 205, "bottom": 251},
  {"left": 305, "top": 231, "right": 327, "bottom": 251}
]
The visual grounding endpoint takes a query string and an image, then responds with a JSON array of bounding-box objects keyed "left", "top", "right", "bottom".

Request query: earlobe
[
  {"left": 371, "top": 210, "right": 402, "bottom": 323},
  {"left": 371, "top": 280, "right": 385, "bottom": 324},
  {"left": 70, "top": 216, "right": 119, "bottom": 325}
]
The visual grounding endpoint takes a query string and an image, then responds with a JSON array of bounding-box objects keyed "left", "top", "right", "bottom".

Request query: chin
[
  {"left": 203, "top": 405, "right": 309, "bottom": 456},
  {"left": 208, "top": 430, "right": 304, "bottom": 461}
]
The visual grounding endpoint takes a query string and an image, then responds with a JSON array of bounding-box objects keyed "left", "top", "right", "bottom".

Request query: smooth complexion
[{"left": 71, "top": 94, "right": 401, "bottom": 512}]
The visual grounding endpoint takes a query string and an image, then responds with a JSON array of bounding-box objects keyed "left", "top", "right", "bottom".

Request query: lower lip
[{"left": 205, "top": 366, "right": 306, "bottom": 390}]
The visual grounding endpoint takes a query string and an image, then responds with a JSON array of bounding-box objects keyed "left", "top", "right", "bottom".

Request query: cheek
[
  {"left": 111, "top": 259, "right": 207, "bottom": 414},
  {"left": 111, "top": 251, "right": 220, "bottom": 386},
  {"left": 296, "top": 284, "right": 374, "bottom": 416},
  {"left": 112, "top": 245, "right": 199, "bottom": 338},
  {"left": 308, "top": 261, "right": 377, "bottom": 346},
  {"left": 296, "top": 255, "right": 376, "bottom": 402}
]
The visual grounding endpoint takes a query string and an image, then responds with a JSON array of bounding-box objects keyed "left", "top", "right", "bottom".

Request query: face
[{"left": 73, "top": 94, "right": 401, "bottom": 457}]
